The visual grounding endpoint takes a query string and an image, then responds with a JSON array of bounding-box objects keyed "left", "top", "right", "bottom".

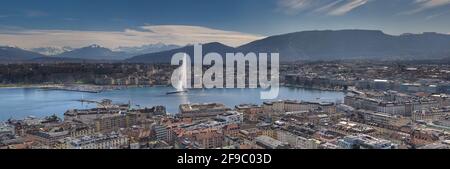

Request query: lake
[{"left": 0, "top": 86, "right": 345, "bottom": 121}]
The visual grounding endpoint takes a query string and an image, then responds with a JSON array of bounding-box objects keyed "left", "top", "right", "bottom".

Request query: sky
[{"left": 0, "top": 0, "right": 450, "bottom": 49}]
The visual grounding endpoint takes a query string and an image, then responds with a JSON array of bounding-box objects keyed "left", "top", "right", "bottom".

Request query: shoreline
[
  {"left": 1, "top": 84, "right": 346, "bottom": 93},
  {"left": 282, "top": 84, "right": 346, "bottom": 92},
  {"left": 0, "top": 84, "right": 125, "bottom": 93},
  {"left": 0, "top": 84, "right": 48, "bottom": 89}
]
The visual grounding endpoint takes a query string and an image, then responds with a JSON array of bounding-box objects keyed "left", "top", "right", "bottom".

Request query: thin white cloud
[
  {"left": 314, "top": 0, "right": 345, "bottom": 13},
  {"left": 277, "top": 0, "right": 369, "bottom": 15},
  {"left": 0, "top": 25, "right": 265, "bottom": 49},
  {"left": 425, "top": 10, "right": 449, "bottom": 20},
  {"left": 277, "top": 0, "right": 314, "bottom": 14},
  {"left": 416, "top": 0, "right": 450, "bottom": 8},
  {"left": 405, "top": 0, "right": 450, "bottom": 14},
  {"left": 327, "top": 0, "right": 369, "bottom": 16}
]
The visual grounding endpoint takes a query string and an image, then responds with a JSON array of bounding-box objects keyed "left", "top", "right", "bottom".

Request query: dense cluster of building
[
  {"left": 2, "top": 61, "right": 450, "bottom": 149},
  {"left": 0, "top": 63, "right": 175, "bottom": 86},
  {"left": 2, "top": 90, "right": 450, "bottom": 149},
  {"left": 283, "top": 61, "right": 450, "bottom": 93},
  {"left": 3, "top": 62, "right": 449, "bottom": 93}
]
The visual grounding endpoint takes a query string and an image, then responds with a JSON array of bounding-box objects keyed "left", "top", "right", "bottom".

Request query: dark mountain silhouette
[
  {"left": 0, "top": 46, "right": 47, "bottom": 62},
  {"left": 3, "top": 30, "right": 450, "bottom": 63},
  {"left": 115, "top": 43, "right": 181, "bottom": 55},
  {"left": 126, "top": 30, "right": 450, "bottom": 63},
  {"left": 237, "top": 30, "right": 450, "bottom": 61},
  {"left": 126, "top": 42, "right": 236, "bottom": 63},
  {"left": 28, "top": 57, "right": 101, "bottom": 63}
]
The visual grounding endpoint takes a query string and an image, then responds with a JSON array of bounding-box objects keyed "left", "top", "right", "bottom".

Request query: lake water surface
[{"left": 0, "top": 86, "right": 345, "bottom": 121}]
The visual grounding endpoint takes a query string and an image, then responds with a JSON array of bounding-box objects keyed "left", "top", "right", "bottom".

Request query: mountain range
[
  {"left": 126, "top": 42, "right": 235, "bottom": 63},
  {"left": 0, "top": 46, "right": 47, "bottom": 62},
  {"left": 126, "top": 30, "right": 450, "bottom": 63},
  {"left": 55, "top": 44, "right": 131, "bottom": 60},
  {"left": 2, "top": 29, "right": 450, "bottom": 63},
  {"left": 238, "top": 30, "right": 450, "bottom": 61},
  {"left": 30, "top": 46, "right": 73, "bottom": 56},
  {"left": 27, "top": 43, "right": 181, "bottom": 61},
  {"left": 115, "top": 43, "right": 180, "bottom": 55}
]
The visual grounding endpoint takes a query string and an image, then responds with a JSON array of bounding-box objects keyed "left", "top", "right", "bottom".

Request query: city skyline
[{"left": 3, "top": 0, "right": 450, "bottom": 160}]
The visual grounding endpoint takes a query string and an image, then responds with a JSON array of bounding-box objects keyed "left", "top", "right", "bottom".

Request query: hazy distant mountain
[
  {"left": 127, "top": 30, "right": 450, "bottom": 63},
  {"left": 56, "top": 44, "right": 131, "bottom": 60},
  {"left": 237, "top": 30, "right": 450, "bottom": 61},
  {"left": 3, "top": 30, "right": 450, "bottom": 63},
  {"left": 126, "top": 42, "right": 235, "bottom": 63},
  {"left": 115, "top": 43, "right": 180, "bottom": 55},
  {"left": 0, "top": 46, "right": 46, "bottom": 62},
  {"left": 30, "top": 46, "right": 73, "bottom": 56},
  {"left": 29, "top": 57, "right": 112, "bottom": 64}
]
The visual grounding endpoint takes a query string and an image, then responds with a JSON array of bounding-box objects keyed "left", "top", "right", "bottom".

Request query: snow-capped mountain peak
[{"left": 30, "top": 46, "right": 73, "bottom": 56}]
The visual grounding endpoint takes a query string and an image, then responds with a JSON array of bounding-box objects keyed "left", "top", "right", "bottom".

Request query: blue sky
[{"left": 1, "top": 0, "right": 450, "bottom": 48}]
